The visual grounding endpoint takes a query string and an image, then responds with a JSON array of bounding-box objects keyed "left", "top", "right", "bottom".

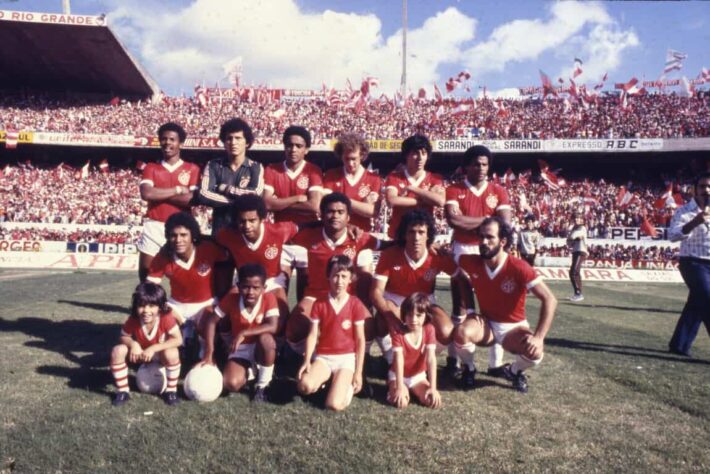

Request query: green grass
[{"left": 0, "top": 269, "right": 708, "bottom": 473}]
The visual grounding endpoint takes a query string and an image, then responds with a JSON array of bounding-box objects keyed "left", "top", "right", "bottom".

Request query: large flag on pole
[{"left": 663, "top": 49, "right": 688, "bottom": 74}]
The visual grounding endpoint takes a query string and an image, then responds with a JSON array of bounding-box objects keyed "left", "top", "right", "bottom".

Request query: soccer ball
[
  {"left": 184, "top": 365, "right": 223, "bottom": 402},
  {"left": 136, "top": 361, "right": 167, "bottom": 394}
]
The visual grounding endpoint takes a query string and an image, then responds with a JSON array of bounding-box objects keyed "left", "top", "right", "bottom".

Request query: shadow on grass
[
  {"left": 0, "top": 316, "right": 118, "bottom": 394},
  {"left": 561, "top": 302, "right": 678, "bottom": 314},
  {"left": 546, "top": 337, "right": 710, "bottom": 365},
  {"left": 57, "top": 299, "right": 128, "bottom": 315}
]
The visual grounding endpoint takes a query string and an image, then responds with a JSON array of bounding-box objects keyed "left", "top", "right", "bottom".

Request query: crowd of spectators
[
  {"left": 537, "top": 243, "right": 679, "bottom": 262},
  {"left": 1, "top": 90, "right": 708, "bottom": 140}
]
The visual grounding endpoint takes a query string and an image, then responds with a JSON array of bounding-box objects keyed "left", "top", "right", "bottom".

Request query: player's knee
[
  {"left": 110, "top": 344, "right": 128, "bottom": 362},
  {"left": 224, "top": 374, "right": 246, "bottom": 392},
  {"left": 162, "top": 347, "right": 180, "bottom": 365},
  {"left": 258, "top": 333, "right": 276, "bottom": 353},
  {"left": 453, "top": 323, "right": 470, "bottom": 345},
  {"left": 326, "top": 398, "right": 348, "bottom": 412},
  {"left": 297, "top": 378, "right": 317, "bottom": 395}
]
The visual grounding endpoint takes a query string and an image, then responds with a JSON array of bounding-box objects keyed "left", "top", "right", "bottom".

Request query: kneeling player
[
  {"left": 297, "top": 256, "right": 368, "bottom": 411},
  {"left": 201, "top": 264, "right": 278, "bottom": 402},
  {"left": 454, "top": 216, "right": 557, "bottom": 393},
  {"left": 388, "top": 293, "right": 442, "bottom": 409},
  {"left": 109, "top": 282, "right": 183, "bottom": 406}
]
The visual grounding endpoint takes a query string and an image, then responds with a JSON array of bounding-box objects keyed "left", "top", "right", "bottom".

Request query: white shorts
[
  {"left": 488, "top": 320, "right": 530, "bottom": 345},
  {"left": 265, "top": 273, "right": 288, "bottom": 293},
  {"left": 168, "top": 298, "right": 214, "bottom": 325},
  {"left": 383, "top": 291, "right": 436, "bottom": 308},
  {"left": 452, "top": 241, "right": 479, "bottom": 261},
  {"left": 314, "top": 353, "right": 355, "bottom": 373},
  {"left": 137, "top": 219, "right": 165, "bottom": 257},
  {"left": 387, "top": 370, "right": 427, "bottom": 389},
  {"left": 282, "top": 244, "right": 308, "bottom": 269},
  {"left": 228, "top": 342, "right": 256, "bottom": 364}
]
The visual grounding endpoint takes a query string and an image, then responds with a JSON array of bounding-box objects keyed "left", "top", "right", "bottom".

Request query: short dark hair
[
  {"left": 130, "top": 282, "right": 170, "bottom": 319},
  {"left": 320, "top": 191, "right": 351, "bottom": 216},
  {"left": 334, "top": 133, "right": 369, "bottom": 161},
  {"left": 164, "top": 212, "right": 202, "bottom": 246},
  {"left": 462, "top": 145, "right": 493, "bottom": 168},
  {"left": 694, "top": 171, "right": 710, "bottom": 187},
  {"left": 157, "top": 122, "right": 187, "bottom": 143},
  {"left": 233, "top": 194, "right": 267, "bottom": 221},
  {"left": 479, "top": 216, "right": 513, "bottom": 251},
  {"left": 326, "top": 254, "right": 354, "bottom": 278},
  {"left": 238, "top": 263, "right": 267, "bottom": 285},
  {"left": 397, "top": 209, "right": 435, "bottom": 248},
  {"left": 400, "top": 292, "right": 432, "bottom": 326},
  {"left": 219, "top": 118, "right": 254, "bottom": 147},
  {"left": 283, "top": 125, "right": 312, "bottom": 148},
  {"left": 401, "top": 134, "right": 432, "bottom": 158}
]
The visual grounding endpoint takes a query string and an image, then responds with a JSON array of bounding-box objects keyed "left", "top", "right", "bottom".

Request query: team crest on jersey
[
  {"left": 458, "top": 194, "right": 466, "bottom": 199},
  {"left": 178, "top": 170, "right": 191, "bottom": 186},
  {"left": 296, "top": 176, "right": 310, "bottom": 190},
  {"left": 486, "top": 194, "right": 499, "bottom": 209},
  {"left": 358, "top": 185, "right": 371, "bottom": 198},
  {"left": 341, "top": 319, "right": 352, "bottom": 330},
  {"left": 343, "top": 247, "right": 356, "bottom": 259},
  {"left": 423, "top": 268, "right": 438, "bottom": 282},
  {"left": 500, "top": 278, "right": 516, "bottom": 294},
  {"left": 393, "top": 265, "right": 401, "bottom": 271},
  {"left": 197, "top": 263, "right": 211, "bottom": 276},
  {"left": 264, "top": 245, "right": 279, "bottom": 260},
  {"left": 239, "top": 176, "right": 251, "bottom": 188}
]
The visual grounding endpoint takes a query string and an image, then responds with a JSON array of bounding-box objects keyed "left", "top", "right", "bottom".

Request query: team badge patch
[
  {"left": 197, "top": 263, "right": 211, "bottom": 277},
  {"left": 358, "top": 185, "right": 371, "bottom": 198},
  {"left": 264, "top": 245, "right": 278, "bottom": 260},
  {"left": 501, "top": 278, "right": 516, "bottom": 294},
  {"left": 239, "top": 176, "right": 251, "bottom": 188},
  {"left": 486, "top": 194, "right": 499, "bottom": 209},
  {"left": 297, "top": 176, "right": 310, "bottom": 190},
  {"left": 341, "top": 320, "right": 352, "bottom": 330},
  {"left": 178, "top": 170, "right": 191, "bottom": 186},
  {"left": 343, "top": 247, "right": 356, "bottom": 259},
  {"left": 423, "top": 269, "right": 438, "bottom": 282}
]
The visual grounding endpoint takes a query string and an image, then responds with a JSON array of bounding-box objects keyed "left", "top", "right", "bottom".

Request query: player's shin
[{"left": 511, "top": 353, "right": 542, "bottom": 373}]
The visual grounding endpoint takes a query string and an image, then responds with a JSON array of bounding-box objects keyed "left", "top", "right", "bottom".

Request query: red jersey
[
  {"left": 264, "top": 160, "right": 323, "bottom": 224},
  {"left": 215, "top": 290, "right": 279, "bottom": 344},
  {"left": 375, "top": 247, "right": 458, "bottom": 297},
  {"left": 121, "top": 312, "right": 178, "bottom": 350},
  {"left": 445, "top": 180, "right": 511, "bottom": 245},
  {"left": 384, "top": 169, "right": 444, "bottom": 238},
  {"left": 140, "top": 160, "right": 200, "bottom": 222},
  {"left": 311, "top": 295, "right": 368, "bottom": 355},
  {"left": 291, "top": 227, "right": 379, "bottom": 299},
  {"left": 147, "top": 241, "right": 228, "bottom": 304},
  {"left": 457, "top": 253, "right": 541, "bottom": 323},
  {"left": 391, "top": 323, "right": 436, "bottom": 378},
  {"left": 216, "top": 222, "right": 297, "bottom": 279},
  {"left": 323, "top": 166, "right": 382, "bottom": 230}
]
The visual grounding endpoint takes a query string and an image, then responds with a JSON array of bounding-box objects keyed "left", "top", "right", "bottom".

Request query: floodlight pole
[
  {"left": 400, "top": 0, "right": 407, "bottom": 98},
  {"left": 62, "top": 0, "right": 71, "bottom": 15}
]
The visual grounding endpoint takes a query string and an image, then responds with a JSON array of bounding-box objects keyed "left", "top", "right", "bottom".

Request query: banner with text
[
  {"left": 433, "top": 138, "right": 664, "bottom": 154},
  {"left": 0, "top": 10, "right": 106, "bottom": 26}
]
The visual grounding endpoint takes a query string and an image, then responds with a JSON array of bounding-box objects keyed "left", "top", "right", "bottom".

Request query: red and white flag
[
  {"left": 653, "top": 183, "right": 684, "bottom": 210},
  {"left": 572, "top": 58, "right": 583, "bottom": 79},
  {"left": 538, "top": 159, "right": 564, "bottom": 190},
  {"left": 446, "top": 70, "right": 472, "bottom": 93},
  {"left": 615, "top": 186, "right": 639, "bottom": 208},
  {"left": 594, "top": 72, "right": 608, "bottom": 91},
  {"left": 640, "top": 212, "right": 658, "bottom": 238},
  {"left": 433, "top": 84, "right": 443, "bottom": 103},
  {"left": 539, "top": 70, "right": 557, "bottom": 98},
  {"left": 4, "top": 130, "right": 19, "bottom": 149},
  {"left": 663, "top": 49, "right": 688, "bottom": 75},
  {"left": 450, "top": 104, "right": 472, "bottom": 116},
  {"left": 76, "top": 161, "right": 90, "bottom": 180},
  {"left": 99, "top": 159, "right": 109, "bottom": 173},
  {"left": 702, "top": 67, "right": 710, "bottom": 83},
  {"left": 679, "top": 76, "right": 695, "bottom": 97}
]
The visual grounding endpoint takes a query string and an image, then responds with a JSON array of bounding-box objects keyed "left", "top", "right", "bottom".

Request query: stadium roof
[{"left": 0, "top": 9, "right": 159, "bottom": 99}]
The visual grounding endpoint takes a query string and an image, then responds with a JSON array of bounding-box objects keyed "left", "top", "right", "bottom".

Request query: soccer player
[
  {"left": 567, "top": 212, "right": 588, "bottom": 301},
  {"left": 264, "top": 126, "right": 323, "bottom": 300},
  {"left": 383, "top": 134, "right": 445, "bottom": 239},
  {"left": 109, "top": 282, "right": 183, "bottom": 406},
  {"left": 518, "top": 214, "right": 541, "bottom": 267},
  {"left": 454, "top": 216, "right": 557, "bottom": 393},
  {"left": 285, "top": 192, "right": 381, "bottom": 352},
  {"left": 146, "top": 212, "right": 229, "bottom": 349},
  {"left": 197, "top": 117, "right": 264, "bottom": 235},
  {"left": 297, "top": 255, "right": 368, "bottom": 411},
  {"left": 200, "top": 264, "right": 278, "bottom": 402},
  {"left": 387, "top": 292, "right": 442, "bottom": 409},
  {"left": 371, "top": 209, "right": 459, "bottom": 362},
  {"left": 137, "top": 122, "right": 200, "bottom": 282},
  {"left": 445, "top": 145, "right": 512, "bottom": 380}
]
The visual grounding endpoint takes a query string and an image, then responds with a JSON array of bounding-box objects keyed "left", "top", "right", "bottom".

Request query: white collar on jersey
[
  {"left": 343, "top": 165, "right": 365, "bottom": 187},
  {"left": 242, "top": 223, "right": 265, "bottom": 251},
  {"left": 141, "top": 319, "right": 160, "bottom": 341},
  {"left": 485, "top": 252, "right": 508, "bottom": 280},
  {"left": 173, "top": 247, "right": 196, "bottom": 270},
  {"left": 283, "top": 159, "right": 307, "bottom": 179},
  {"left": 405, "top": 248, "right": 429, "bottom": 270},
  {"left": 328, "top": 293, "right": 350, "bottom": 314},
  {"left": 404, "top": 168, "right": 426, "bottom": 187},
  {"left": 465, "top": 178, "right": 489, "bottom": 197},
  {"left": 322, "top": 228, "right": 347, "bottom": 249},
  {"left": 239, "top": 293, "right": 263, "bottom": 323},
  {"left": 160, "top": 159, "right": 184, "bottom": 173}
]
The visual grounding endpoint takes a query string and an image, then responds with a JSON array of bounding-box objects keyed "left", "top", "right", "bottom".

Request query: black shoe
[
  {"left": 253, "top": 386, "right": 268, "bottom": 403},
  {"left": 503, "top": 365, "right": 528, "bottom": 393},
  {"left": 357, "top": 380, "right": 374, "bottom": 399},
  {"left": 668, "top": 346, "right": 691, "bottom": 357},
  {"left": 445, "top": 357, "right": 462, "bottom": 380},
  {"left": 486, "top": 365, "right": 508, "bottom": 379},
  {"left": 162, "top": 391, "right": 180, "bottom": 406},
  {"left": 460, "top": 365, "right": 477, "bottom": 390},
  {"left": 112, "top": 391, "right": 130, "bottom": 406}
]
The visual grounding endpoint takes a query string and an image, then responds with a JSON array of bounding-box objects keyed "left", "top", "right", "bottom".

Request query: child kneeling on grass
[
  {"left": 387, "top": 292, "right": 442, "bottom": 409},
  {"left": 110, "top": 282, "right": 183, "bottom": 406},
  {"left": 297, "top": 255, "right": 368, "bottom": 411}
]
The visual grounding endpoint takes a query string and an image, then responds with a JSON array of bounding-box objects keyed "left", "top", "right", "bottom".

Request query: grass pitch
[{"left": 0, "top": 269, "right": 708, "bottom": 473}]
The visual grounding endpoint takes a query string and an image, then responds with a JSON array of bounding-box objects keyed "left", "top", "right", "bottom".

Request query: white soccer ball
[
  {"left": 136, "top": 361, "right": 167, "bottom": 394},
  {"left": 184, "top": 365, "right": 223, "bottom": 402}
]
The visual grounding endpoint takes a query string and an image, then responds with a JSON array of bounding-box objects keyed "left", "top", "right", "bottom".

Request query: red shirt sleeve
[
  {"left": 205, "top": 240, "right": 228, "bottom": 263},
  {"left": 430, "top": 172, "right": 444, "bottom": 187},
  {"left": 445, "top": 184, "right": 459, "bottom": 203},
  {"left": 323, "top": 169, "right": 337, "bottom": 192},
  {"left": 216, "top": 290, "right": 238, "bottom": 318},
  {"left": 147, "top": 251, "right": 169, "bottom": 280},
  {"left": 424, "top": 323, "right": 436, "bottom": 346},
  {"left": 264, "top": 164, "right": 276, "bottom": 188},
  {"left": 161, "top": 312, "right": 178, "bottom": 332},
  {"left": 274, "top": 222, "right": 299, "bottom": 243},
  {"left": 496, "top": 185, "right": 511, "bottom": 209},
  {"left": 308, "top": 164, "right": 323, "bottom": 189},
  {"left": 263, "top": 292, "right": 279, "bottom": 317},
  {"left": 121, "top": 317, "right": 136, "bottom": 336},
  {"left": 310, "top": 300, "right": 324, "bottom": 322},
  {"left": 436, "top": 254, "right": 458, "bottom": 276},
  {"left": 188, "top": 163, "right": 200, "bottom": 187},
  {"left": 391, "top": 330, "right": 404, "bottom": 349},
  {"left": 352, "top": 297, "right": 369, "bottom": 323},
  {"left": 375, "top": 248, "right": 393, "bottom": 278},
  {"left": 290, "top": 228, "right": 314, "bottom": 247}
]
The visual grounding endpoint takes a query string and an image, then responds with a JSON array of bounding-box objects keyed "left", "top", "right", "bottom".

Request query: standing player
[
  {"left": 370, "top": 209, "right": 459, "bottom": 362},
  {"left": 383, "top": 134, "right": 445, "bottom": 239},
  {"left": 146, "top": 212, "right": 229, "bottom": 351},
  {"left": 454, "top": 216, "right": 557, "bottom": 393},
  {"left": 264, "top": 126, "right": 323, "bottom": 300},
  {"left": 137, "top": 122, "right": 200, "bottom": 282},
  {"left": 445, "top": 145, "right": 512, "bottom": 380},
  {"left": 201, "top": 264, "right": 279, "bottom": 402},
  {"left": 567, "top": 212, "right": 588, "bottom": 302},
  {"left": 297, "top": 256, "right": 368, "bottom": 411},
  {"left": 518, "top": 214, "right": 541, "bottom": 266},
  {"left": 109, "top": 282, "right": 183, "bottom": 406},
  {"left": 197, "top": 118, "right": 264, "bottom": 235}
]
